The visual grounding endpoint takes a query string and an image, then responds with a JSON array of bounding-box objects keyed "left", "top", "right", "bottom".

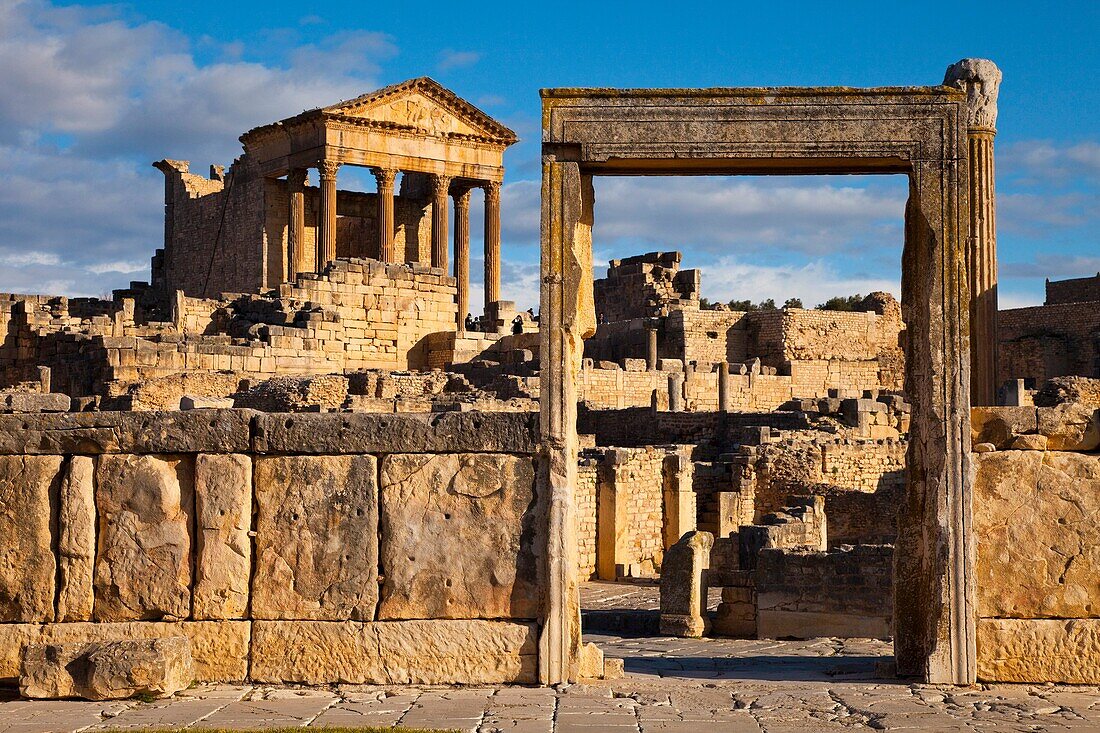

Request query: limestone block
[
  {"left": 378, "top": 453, "right": 538, "bottom": 620},
  {"left": 194, "top": 454, "right": 251, "bottom": 620},
  {"left": 252, "top": 455, "right": 378, "bottom": 620},
  {"left": 180, "top": 396, "right": 235, "bottom": 409},
  {"left": 757, "top": 609, "right": 891, "bottom": 640},
  {"left": 0, "top": 455, "right": 62, "bottom": 622},
  {"left": 57, "top": 456, "right": 95, "bottom": 622},
  {"left": 94, "top": 455, "right": 193, "bottom": 621},
  {"left": 970, "top": 406, "right": 1038, "bottom": 449},
  {"left": 250, "top": 619, "right": 537, "bottom": 685},
  {"left": 977, "top": 619, "right": 1100, "bottom": 684},
  {"left": 621, "top": 358, "right": 646, "bottom": 372},
  {"left": 1010, "top": 433, "right": 1048, "bottom": 450},
  {"left": 974, "top": 451, "right": 1100, "bottom": 618},
  {"left": 252, "top": 411, "right": 537, "bottom": 454},
  {"left": 20, "top": 637, "right": 193, "bottom": 701},
  {"left": 0, "top": 410, "right": 253, "bottom": 455},
  {"left": 0, "top": 621, "right": 249, "bottom": 682},
  {"left": 659, "top": 531, "right": 713, "bottom": 637},
  {"left": 578, "top": 642, "right": 604, "bottom": 679},
  {"left": 1, "top": 392, "right": 71, "bottom": 413},
  {"left": 1036, "top": 403, "right": 1100, "bottom": 451}
]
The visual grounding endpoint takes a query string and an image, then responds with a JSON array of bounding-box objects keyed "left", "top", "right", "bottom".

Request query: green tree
[
  {"left": 783, "top": 298, "right": 804, "bottom": 309},
  {"left": 815, "top": 294, "right": 865, "bottom": 311},
  {"left": 727, "top": 298, "right": 755, "bottom": 311},
  {"left": 758, "top": 298, "right": 778, "bottom": 311}
]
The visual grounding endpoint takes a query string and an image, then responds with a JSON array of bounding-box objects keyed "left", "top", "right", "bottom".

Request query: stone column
[
  {"left": 430, "top": 174, "right": 452, "bottom": 270},
  {"left": 717, "top": 361, "right": 730, "bottom": 412},
  {"left": 453, "top": 186, "right": 472, "bottom": 333},
  {"left": 317, "top": 160, "right": 340, "bottom": 272},
  {"left": 646, "top": 323, "right": 658, "bottom": 371},
  {"left": 286, "top": 169, "right": 308, "bottom": 281},
  {"left": 483, "top": 180, "right": 502, "bottom": 314},
  {"left": 668, "top": 374, "right": 684, "bottom": 412},
  {"left": 372, "top": 167, "right": 397, "bottom": 263},
  {"left": 945, "top": 58, "right": 1002, "bottom": 406}
]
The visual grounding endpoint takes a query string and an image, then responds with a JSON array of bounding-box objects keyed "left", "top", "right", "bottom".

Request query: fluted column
[
  {"left": 945, "top": 58, "right": 1002, "bottom": 406},
  {"left": 483, "top": 180, "right": 502, "bottom": 314},
  {"left": 286, "top": 168, "right": 308, "bottom": 281},
  {"left": 453, "top": 186, "right": 472, "bottom": 333},
  {"left": 429, "top": 174, "right": 452, "bottom": 270},
  {"left": 372, "top": 167, "right": 397, "bottom": 263},
  {"left": 317, "top": 160, "right": 340, "bottom": 272}
]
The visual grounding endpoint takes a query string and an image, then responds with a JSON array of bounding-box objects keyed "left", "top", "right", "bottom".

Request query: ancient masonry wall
[
  {"left": 577, "top": 361, "right": 794, "bottom": 412},
  {"left": 592, "top": 252, "right": 699, "bottom": 323},
  {"left": 997, "top": 302, "right": 1100, "bottom": 385},
  {"left": 157, "top": 159, "right": 432, "bottom": 297},
  {"left": 971, "top": 403, "right": 1100, "bottom": 684},
  {"left": 1045, "top": 273, "right": 1100, "bottom": 305},
  {"left": 0, "top": 410, "right": 540, "bottom": 686}
]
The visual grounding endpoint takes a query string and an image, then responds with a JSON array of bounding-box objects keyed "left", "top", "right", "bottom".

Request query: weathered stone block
[
  {"left": 1, "top": 392, "right": 70, "bottom": 413},
  {"left": 970, "top": 406, "right": 1037, "bottom": 449},
  {"left": 253, "top": 455, "right": 378, "bottom": 620},
  {"left": 378, "top": 453, "right": 538, "bottom": 620},
  {"left": 1036, "top": 403, "right": 1100, "bottom": 451},
  {"left": 0, "top": 455, "right": 62, "bottom": 622},
  {"left": 0, "top": 621, "right": 249, "bottom": 682},
  {"left": 978, "top": 619, "right": 1100, "bottom": 684},
  {"left": 57, "top": 456, "right": 95, "bottom": 621},
  {"left": 194, "top": 454, "right": 251, "bottom": 620},
  {"left": 250, "top": 620, "right": 537, "bottom": 685},
  {"left": 974, "top": 451, "right": 1100, "bottom": 618},
  {"left": 659, "top": 531, "right": 712, "bottom": 637},
  {"left": 20, "top": 637, "right": 193, "bottom": 701},
  {"left": 94, "top": 455, "right": 193, "bottom": 621},
  {"left": 252, "top": 411, "right": 537, "bottom": 454},
  {"left": 0, "top": 410, "right": 253, "bottom": 455}
]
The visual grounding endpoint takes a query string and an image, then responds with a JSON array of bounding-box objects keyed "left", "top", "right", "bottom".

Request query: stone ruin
[{"left": 1, "top": 62, "right": 1099, "bottom": 696}]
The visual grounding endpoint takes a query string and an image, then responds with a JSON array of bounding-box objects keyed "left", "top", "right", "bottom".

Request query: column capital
[
  {"left": 318, "top": 159, "right": 341, "bottom": 179},
  {"left": 287, "top": 168, "right": 309, "bottom": 188},
  {"left": 371, "top": 167, "right": 398, "bottom": 189},
  {"left": 429, "top": 173, "right": 453, "bottom": 198},
  {"left": 483, "top": 179, "right": 502, "bottom": 202},
  {"left": 451, "top": 185, "right": 473, "bottom": 208},
  {"left": 943, "top": 58, "right": 1001, "bottom": 132}
]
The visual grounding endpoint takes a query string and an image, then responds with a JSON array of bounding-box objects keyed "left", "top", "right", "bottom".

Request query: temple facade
[{"left": 152, "top": 77, "right": 516, "bottom": 332}]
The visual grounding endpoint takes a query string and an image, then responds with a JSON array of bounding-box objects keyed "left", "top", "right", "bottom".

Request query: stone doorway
[{"left": 538, "top": 80, "right": 977, "bottom": 685}]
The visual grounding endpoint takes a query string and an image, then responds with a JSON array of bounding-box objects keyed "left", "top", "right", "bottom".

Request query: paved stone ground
[{"left": 4, "top": 584, "right": 1099, "bottom": 732}]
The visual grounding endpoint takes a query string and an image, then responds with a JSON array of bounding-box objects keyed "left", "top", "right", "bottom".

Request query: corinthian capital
[
  {"left": 943, "top": 58, "right": 1002, "bottom": 131},
  {"left": 429, "top": 173, "right": 453, "bottom": 198},
  {"left": 371, "top": 167, "right": 397, "bottom": 190},
  {"left": 483, "top": 180, "right": 502, "bottom": 203},
  {"left": 318, "top": 159, "right": 341, "bottom": 179}
]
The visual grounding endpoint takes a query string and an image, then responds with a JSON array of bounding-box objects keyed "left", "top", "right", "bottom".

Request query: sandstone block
[
  {"left": 0, "top": 410, "right": 253, "bottom": 455},
  {"left": 974, "top": 451, "right": 1100, "bottom": 618},
  {"left": 180, "top": 396, "right": 235, "bottom": 409},
  {"left": 379, "top": 453, "right": 538, "bottom": 620},
  {"left": 0, "top": 621, "right": 249, "bottom": 682},
  {"left": 1036, "top": 403, "right": 1100, "bottom": 451},
  {"left": 1, "top": 392, "right": 70, "bottom": 413},
  {"left": 970, "top": 406, "right": 1037, "bottom": 449},
  {"left": 621, "top": 358, "right": 646, "bottom": 372},
  {"left": 253, "top": 455, "right": 378, "bottom": 620},
  {"left": 1010, "top": 433, "right": 1048, "bottom": 451},
  {"left": 659, "top": 531, "right": 713, "bottom": 638},
  {"left": 57, "top": 456, "right": 95, "bottom": 621},
  {"left": 194, "top": 454, "right": 251, "bottom": 619},
  {"left": 94, "top": 455, "right": 193, "bottom": 621},
  {"left": 20, "top": 637, "right": 193, "bottom": 701},
  {"left": 978, "top": 619, "right": 1100, "bottom": 684},
  {"left": 250, "top": 619, "right": 537, "bottom": 685},
  {"left": 252, "top": 411, "right": 537, "bottom": 454},
  {"left": 0, "top": 455, "right": 62, "bottom": 622}
]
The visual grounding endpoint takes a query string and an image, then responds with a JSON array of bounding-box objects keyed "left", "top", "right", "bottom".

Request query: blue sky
[{"left": 1, "top": 0, "right": 1097, "bottom": 311}]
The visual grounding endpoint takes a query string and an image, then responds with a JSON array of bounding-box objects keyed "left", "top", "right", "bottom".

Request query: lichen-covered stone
[
  {"left": 978, "top": 619, "right": 1100, "bottom": 684},
  {"left": 0, "top": 621, "right": 249, "bottom": 682},
  {"left": 0, "top": 410, "right": 253, "bottom": 455},
  {"left": 57, "top": 456, "right": 96, "bottom": 621},
  {"left": 193, "top": 454, "right": 251, "bottom": 619},
  {"left": 250, "top": 619, "right": 537, "bottom": 684},
  {"left": 378, "top": 453, "right": 538, "bottom": 620},
  {"left": 252, "top": 411, "right": 538, "bottom": 454},
  {"left": 0, "top": 455, "right": 62, "bottom": 622},
  {"left": 252, "top": 455, "right": 378, "bottom": 620},
  {"left": 974, "top": 451, "right": 1100, "bottom": 618},
  {"left": 94, "top": 455, "right": 193, "bottom": 621},
  {"left": 20, "top": 637, "right": 193, "bottom": 701}
]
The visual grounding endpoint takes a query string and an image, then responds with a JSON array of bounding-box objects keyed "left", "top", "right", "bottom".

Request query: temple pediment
[{"left": 323, "top": 78, "right": 517, "bottom": 144}]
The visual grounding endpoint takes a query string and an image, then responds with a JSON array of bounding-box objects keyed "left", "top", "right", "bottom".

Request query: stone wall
[
  {"left": 971, "top": 403, "right": 1100, "bottom": 683},
  {"left": 592, "top": 252, "right": 699, "bottom": 323},
  {"left": 1045, "top": 273, "right": 1100, "bottom": 306},
  {"left": 997, "top": 302, "right": 1100, "bottom": 385},
  {"left": 577, "top": 361, "right": 794, "bottom": 412},
  {"left": 0, "top": 410, "right": 541, "bottom": 686}
]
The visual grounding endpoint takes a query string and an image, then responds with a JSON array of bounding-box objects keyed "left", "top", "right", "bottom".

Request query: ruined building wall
[
  {"left": 971, "top": 403, "right": 1100, "bottom": 683},
  {"left": 0, "top": 410, "right": 540, "bottom": 686},
  {"left": 997, "top": 302, "right": 1100, "bottom": 385},
  {"left": 1045, "top": 273, "right": 1100, "bottom": 305},
  {"left": 593, "top": 252, "right": 699, "bottom": 323}
]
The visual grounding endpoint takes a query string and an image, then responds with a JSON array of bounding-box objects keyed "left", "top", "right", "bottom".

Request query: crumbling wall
[
  {"left": 593, "top": 252, "right": 699, "bottom": 322},
  {"left": 0, "top": 410, "right": 540, "bottom": 686},
  {"left": 998, "top": 302, "right": 1100, "bottom": 385},
  {"left": 971, "top": 403, "right": 1100, "bottom": 684},
  {"left": 1045, "top": 273, "right": 1100, "bottom": 306}
]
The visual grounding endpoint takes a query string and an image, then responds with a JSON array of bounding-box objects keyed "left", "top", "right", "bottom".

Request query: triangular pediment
[{"left": 323, "top": 78, "right": 516, "bottom": 144}]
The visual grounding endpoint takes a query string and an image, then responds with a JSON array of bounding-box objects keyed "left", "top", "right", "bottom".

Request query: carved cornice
[{"left": 943, "top": 58, "right": 1001, "bottom": 132}]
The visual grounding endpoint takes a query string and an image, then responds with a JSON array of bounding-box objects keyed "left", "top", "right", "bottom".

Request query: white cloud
[
  {"left": 437, "top": 49, "right": 481, "bottom": 71},
  {"left": 696, "top": 257, "right": 899, "bottom": 308}
]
